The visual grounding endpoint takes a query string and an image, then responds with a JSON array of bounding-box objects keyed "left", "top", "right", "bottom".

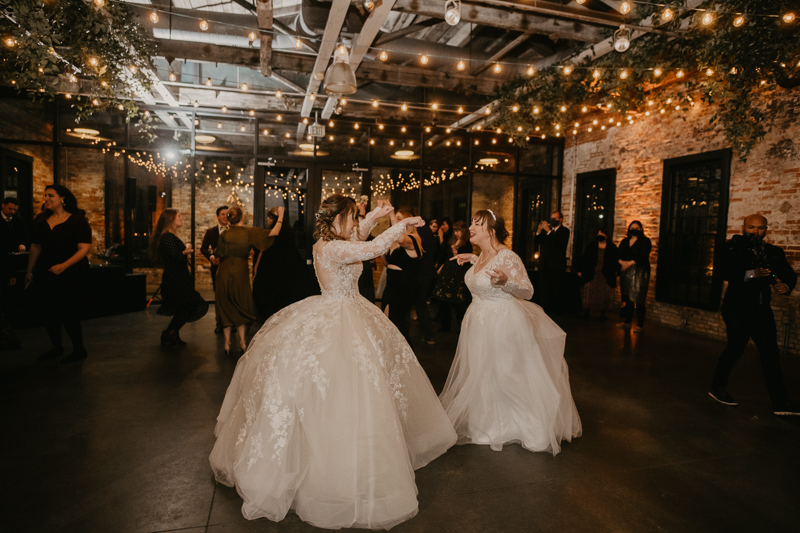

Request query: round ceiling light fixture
[{"left": 444, "top": 0, "right": 461, "bottom": 26}]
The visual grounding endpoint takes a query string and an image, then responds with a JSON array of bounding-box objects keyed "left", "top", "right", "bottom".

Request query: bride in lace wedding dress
[
  {"left": 439, "top": 209, "right": 581, "bottom": 455},
  {"left": 209, "top": 195, "right": 456, "bottom": 530}
]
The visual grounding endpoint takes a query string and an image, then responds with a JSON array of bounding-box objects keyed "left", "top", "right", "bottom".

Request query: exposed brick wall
[
  {"left": 59, "top": 147, "right": 106, "bottom": 257},
  {"left": 562, "top": 88, "right": 800, "bottom": 356}
]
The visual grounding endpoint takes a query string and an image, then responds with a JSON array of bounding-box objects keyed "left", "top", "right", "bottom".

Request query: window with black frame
[{"left": 656, "top": 150, "right": 731, "bottom": 310}]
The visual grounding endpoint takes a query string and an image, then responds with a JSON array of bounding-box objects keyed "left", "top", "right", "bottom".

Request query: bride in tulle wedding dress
[
  {"left": 439, "top": 209, "right": 581, "bottom": 455},
  {"left": 209, "top": 194, "right": 456, "bottom": 530}
]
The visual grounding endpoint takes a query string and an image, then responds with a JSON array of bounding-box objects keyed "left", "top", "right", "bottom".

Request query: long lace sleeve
[
  {"left": 495, "top": 250, "right": 534, "bottom": 300},
  {"left": 326, "top": 221, "right": 409, "bottom": 264},
  {"left": 356, "top": 209, "right": 382, "bottom": 241}
]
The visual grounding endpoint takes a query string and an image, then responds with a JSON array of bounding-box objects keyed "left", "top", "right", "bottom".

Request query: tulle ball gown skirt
[
  {"left": 440, "top": 298, "right": 582, "bottom": 455},
  {"left": 210, "top": 295, "right": 457, "bottom": 529}
]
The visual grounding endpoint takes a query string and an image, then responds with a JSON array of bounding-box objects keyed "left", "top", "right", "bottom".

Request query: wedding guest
[
  {"left": 534, "top": 210, "right": 570, "bottom": 315},
  {"left": 442, "top": 209, "right": 581, "bottom": 454},
  {"left": 576, "top": 227, "right": 618, "bottom": 320},
  {"left": 252, "top": 206, "right": 319, "bottom": 320},
  {"left": 435, "top": 217, "right": 453, "bottom": 268},
  {"left": 26, "top": 185, "right": 91, "bottom": 363},
  {"left": 1, "top": 197, "right": 29, "bottom": 254},
  {"left": 617, "top": 220, "right": 651, "bottom": 332},
  {"left": 0, "top": 197, "right": 27, "bottom": 350},
  {"left": 382, "top": 208, "right": 422, "bottom": 344},
  {"left": 215, "top": 207, "right": 274, "bottom": 355},
  {"left": 201, "top": 206, "right": 229, "bottom": 334},
  {"left": 428, "top": 219, "right": 440, "bottom": 237},
  {"left": 415, "top": 218, "right": 439, "bottom": 344},
  {"left": 432, "top": 221, "right": 472, "bottom": 330},
  {"left": 150, "top": 208, "right": 208, "bottom": 346}
]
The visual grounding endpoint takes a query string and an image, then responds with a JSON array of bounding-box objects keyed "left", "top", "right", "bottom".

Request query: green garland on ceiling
[
  {"left": 0, "top": 0, "right": 155, "bottom": 129},
  {"left": 489, "top": 0, "right": 800, "bottom": 161}
]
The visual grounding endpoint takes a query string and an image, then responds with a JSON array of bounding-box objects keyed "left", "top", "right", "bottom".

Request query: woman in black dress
[
  {"left": 576, "top": 227, "right": 618, "bottom": 320},
  {"left": 382, "top": 208, "right": 423, "bottom": 344},
  {"left": 150, "top": 209, "right": 209, "bottom": 346},
  {"left": 26, "top": 185, "right": 92, "bottom": 364},
  {"left": 432, "top": 221, "right": 472, "bottom": 331},
  {"left": 617, "top": 220, "right": 652, "bottom": 332},
  {"left": 252, "top": 206, "right": 320, "bottom": 320}
]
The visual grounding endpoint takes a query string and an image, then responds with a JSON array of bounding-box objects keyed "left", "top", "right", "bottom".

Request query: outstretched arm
[
  {"left": 485, "top": 251, "right": 534, "bottom": 300},
  {"left": 357, "top": 200, "right": 394, "bottom": 241},
  {"left": 327, "top": 217, "right": 424, "bottom": 264}
]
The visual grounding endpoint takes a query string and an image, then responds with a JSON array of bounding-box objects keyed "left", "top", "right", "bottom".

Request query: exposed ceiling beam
[
  {"left": 449, "top": 0, "right": 703, "bottom": 130},
  {"left": 257, "top": 0, "right": 273, "bottom": 76},
  {"left": 155, "top": 39, "right": 504, "bottom": 95},
  {"left": 270, "top": 71, "right": 304, "bottom": 93},
  {"left": 391, "top": 0, "right": 609, "bottom": 41},
  {"left": 349, "top": 0, "right": 398, "bottom": 69},
  {"left": 471, "top": 33, "right": 529, "bottom": 76},
  {"left": 374, "top": 18, "right": 441, "bottom": 46},
  {"left": 300, "top": 0, "right": 351, "bottom": 117}
]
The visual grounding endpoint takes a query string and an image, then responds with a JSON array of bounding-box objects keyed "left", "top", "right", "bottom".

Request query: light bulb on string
[
  {"left": 563, "top": 66, "right": 572, "bottom": 75},
  {"left": 706, "top": 68, "right": 714, "bottom": 76},
  {"left": 432, "top": 103, "right": 439, "bottom": 110},
  {"left": 783, "top": 13, "right": 796, "bottom": 24},
  {"left": 241, "top": 83, "right": 248, "bottom": 90},
  {"left": 363, "top": 0, "right": 375, "bottom": 12},
  {"left": 420, "top": 55, "right": 429, "bottom": 65},
  {"left": 701, "top": 11, "right": 715, "bottom": 26},
  {"left": 654, "top": 68, "right": 662, "bottom": 77},
  {"left": 676, "top": 70, "right": 685, "bottom": 78},
  {"left": 379, "top": 51, "right": 388, "bottom": 61},
  {"left": 662, "top": 8, "right": 674, "bottom": 22},
  {"left": 619, "top": 2, "right": 631, "bottom": 15},
  {"left": 512, "top": 105, "right": 519, "bottom": 112},
  {"left": 576, "top": 0, "right": 586, "bottom": 4},
  {"left": 593, "top": 69, "right": 601, "bottom": 79},
  {"left": 222, "top": 105, "right": 227, "bottom": 112},
  {"left": 533, "top": 106, "right": 540, "bottom": 114},
  {"left": 620, "top": 70, "right": 628, "bottom": 79},
  {"left": 527, "top": 66, "right": 535, "bottom": 76},
  {"left": 168, "top": 71, "right": 177, "bottom": 82},
  {"left": 295, "top": 38, "right": 302, "bottom": 49},
  {"left": 484, "top": 108, "right": 491, "bottom": 114},
  {"left": 458, "top": 107, "right": 464, "bottom": 113},
  {"left": 614, "top": 25, "right": 631, "bottom": 52},
  {"left": 200, "top": 20, "right": 209, "bottom": 31},
  {"left": 149, "top": 11, "right": 159, "bottom": 23},
  {"left": 248, "top": 32, "right": 257, "bottom": 42},
  {"left": 581, "top": 106, "right": 588, "bottom": 112},
  {"left": 193, "top": 100, "right": 199, "bottom": 108},
  {"left": 733, "top": 15, "right": 745, "bottom": 27},
  {"left": 425, "top": 126, "right": 431, "bottom": 132},
  {"left": 457, "top": 60, "right": 465, "bottom": 71},
  {"left": 493, "top": 63, "right": 501, "bottom": 73}
]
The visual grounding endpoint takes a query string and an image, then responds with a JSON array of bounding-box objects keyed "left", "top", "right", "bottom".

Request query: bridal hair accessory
[
  {"left": 488, "top": 209, "right": 497, "bottom": 221},
  {"left": 315, "top": 208, "right": 329, "bottom": 219}
]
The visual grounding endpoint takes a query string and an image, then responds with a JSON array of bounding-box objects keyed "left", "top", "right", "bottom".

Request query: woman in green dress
[{"left": 215, "top": 206, "right": 274, "bottom": 354}]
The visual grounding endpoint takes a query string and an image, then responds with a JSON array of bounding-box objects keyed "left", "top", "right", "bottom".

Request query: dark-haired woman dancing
[{"left": 26, "top": 185, "right": 92, "bottom": 364}]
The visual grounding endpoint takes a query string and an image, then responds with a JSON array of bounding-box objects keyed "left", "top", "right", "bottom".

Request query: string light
[
  {"left": 654, "top": 68, "right": 663, "bottom": 77},
  {"left": 248, "top": 32, "right": 257, "bottom": 41},
  {"left": 205, "top": 77, "right": 212, "bottom": 86},
  {"left": 241, "top": 83, "right": 248, "bottom": 90},
  {"left": 149, "top": 11, "right": 159, "bottom": 23},
  {"left": 193, "top": 100, "right": 199, "bottom": 108},
  {"left": 593, "top": 69, "right": 601, "bottom": 79},
  {"left": 88, "top": 57, "right": 98, "bottom": 66},
  {"left": 432, "top": 103, "right": 439, "bottom": 110},
  {"left": 560, "top": 106, "right": 567, "bottom": 112},
  {"left": 533, "top": 106, "right": 540, "bottom": 114},
  {"left": 783, "top": 12, "right": 796, "bottom": 24},
  {"left": 457, "top": 60, "right": 466, "bottom": 71},
  {"left": 676, "top": 70, "right": 685, "bottom": 78},
  {"left": 493, "top": 63, "right": 501, "bottom": 73},
  {"left": 619, "top": 2, "right": 631, "bottom": 15},
  {"left": 701, "top": 11, "right": 715, "bottom": 26},
  {"left": 277, "top": 115, "right": 282, "bottom": 121},
  {"left": 563, "top": 66, "right": 572, "bottom": 75},
  {"left": 168, "top": 71, "right": 177, "bottom": 82},
  {"left": 458, "top": 107, "right": 463, "bottom": 113},
  {"left": 401, "top": 103, "right": 408, "bottom": 111},
  {"left": 372, "top": 100, "right": 379, "bottom": 107},
  {"left": 420, "top": 55, "right": 429, "bottom": 65},
  {"left": 733, "top": 15, "right": 745, "bottom": 27},
  {"left": 249, "top": 110, "right": 255, "bottom": 116},
  {"left": 354, "top": 123, "right": 360, "bottom": 129},
  {"left": 511, "top": 105, "right": 519, "bottom": 112},
  {"left": 379, "top": 51, "right": 388, "bottom": 61},
  {"left": 706, "top": 68, "right": 714, "bottom": 76},
  {"left": 620, "top": 70, "right": 628, "bottom": 79},
  {"left": 661, "top": 7, "right": 674, "bottom": 22},
  {"left": 378, "top": 124, "right": 384, "bottom": 130},
  {"left": 222, "top": 106, "right": 227, "bottom": 112},
  {"left": 295, "top": 38, "right": 302, "bottom": 49},
  {"left": 199, "top": 20, "right": 209, "bottom": 31},
  {"left": 527, "top": 66, "right": 535, "bottom": 76}
]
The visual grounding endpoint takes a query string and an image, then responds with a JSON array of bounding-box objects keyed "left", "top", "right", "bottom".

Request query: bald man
[{"left": 709, "top": 214, "right": 799, "bottom": 416}]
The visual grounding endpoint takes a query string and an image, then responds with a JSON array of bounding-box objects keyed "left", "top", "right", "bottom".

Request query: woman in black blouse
[
  {"left": 150, "top": 209, "right": 209, "bottom": 346},
  {"left": 26, "top": 185, "right": 92, "bottom": 364},
  {"left": 617, "top": 220, "right": 652, "bottom": 332}
]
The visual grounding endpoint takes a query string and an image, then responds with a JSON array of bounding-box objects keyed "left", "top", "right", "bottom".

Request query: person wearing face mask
[
  {"left": 534, "top": 210, "right": 570, "bottom": 315},
  {"left": 576, "top": 227, "right": 618, "bottom": 320},
  {"left": 616, "top": 221, "right": 652, "bottom": 332},
  {"left": 709, "top": 214, "right": 798, "bottom": 416}
]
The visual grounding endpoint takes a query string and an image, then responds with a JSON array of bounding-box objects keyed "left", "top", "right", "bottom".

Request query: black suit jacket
[
  {"left": 201, "top": 227, "right": 221, "bottom": 277},
  {"left": 720, "top": 235, "right": 797, "bottom": 314},
  {"left": 534, "top": 226, "right": 570, "bottom": 273},
  {"left": 0, "top": 215, "right": 29, "bottom": 253}
]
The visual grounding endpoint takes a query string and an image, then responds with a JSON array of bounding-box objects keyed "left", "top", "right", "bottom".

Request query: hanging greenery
[
  {"left": 0, "top": 0, "right": 155, "bottom": 126},
  {"left": 489, "top": 0, "right": 800, "bottom": 160}
]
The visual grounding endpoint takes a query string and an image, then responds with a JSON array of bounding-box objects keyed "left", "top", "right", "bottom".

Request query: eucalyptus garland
[
  {"left": 0, "top": 0, "right": 155, "bottom": 127},
  {"left": 489, "top": 0, "right": 800, "bottom": 160}
]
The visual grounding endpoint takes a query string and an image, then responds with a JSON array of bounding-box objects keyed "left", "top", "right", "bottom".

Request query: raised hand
[
  {"left": 402, "top": 216, "right": 426, "bottom": 228},
  {"left": 375, "top": 200, "right": 394, "bottom": 218},
  {"left": 451, "top": 253, "right": 476, "bottom": 266}
]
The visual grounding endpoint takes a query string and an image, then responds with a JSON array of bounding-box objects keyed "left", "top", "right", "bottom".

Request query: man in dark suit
[
  {"left": 0, "top": 197, "right": 26, "bottom": 350},
  {"left": 709, "top": 214, "right": 799, "bottom": 416},
  {"left": 200, "top": 206, "right": 228, "bottom": 334},
  {"left": 0, "top": 197, "right": 28, "bottom": 255},
  {"left": 534, "top": 210, "right": 570, "bottom": 314}
]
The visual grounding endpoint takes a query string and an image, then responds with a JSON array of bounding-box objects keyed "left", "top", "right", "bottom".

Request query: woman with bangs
[
  {"left": 440, "top": 209, "right": 582, "bottom": 456},
  {"left": 210, "top": 194, "right": 456, "bottom": 530}
]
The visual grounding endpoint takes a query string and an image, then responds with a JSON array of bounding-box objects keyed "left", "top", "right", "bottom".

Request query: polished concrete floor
[{"left": 2, "top": 306, "right": 799, "bottom": 533}]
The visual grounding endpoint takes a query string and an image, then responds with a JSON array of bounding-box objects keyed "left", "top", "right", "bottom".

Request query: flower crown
[{"left": 315, "top": 207, "right": 330, "bottom": 220}]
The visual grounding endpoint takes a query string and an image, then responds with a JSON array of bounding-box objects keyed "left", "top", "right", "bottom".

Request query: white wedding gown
[
  {"left": 439, "top": 249, "right": 582, "bottom": 455},
  {"left": 209, "top": 219, "right": 457, "bottom": 530}
]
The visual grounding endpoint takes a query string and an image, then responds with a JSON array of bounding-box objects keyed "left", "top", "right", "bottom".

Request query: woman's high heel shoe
[{"left": 223, "top": 341, "right": 231, "bottom": 356}]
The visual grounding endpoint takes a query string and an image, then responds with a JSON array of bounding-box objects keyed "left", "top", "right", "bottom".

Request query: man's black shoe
[
  {"left": 773, "top": 403, "right": 800, "bottom": 416},
  {"left": 709, "top": 387, "right": 738, "bottom": 406},
  {"left": 37, "top": 348, "right": 64, "bottom": 362}
]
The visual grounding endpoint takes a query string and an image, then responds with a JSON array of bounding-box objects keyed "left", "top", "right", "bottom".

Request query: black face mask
[
  {"left": 597, "top": 235, "right": 606, "bottom": 242},
  {"left": 549, "top": 218, "right": 559, "bottom": 227},
  {"left": 628, "top": 228, "right": 641, "bottom": 238}
]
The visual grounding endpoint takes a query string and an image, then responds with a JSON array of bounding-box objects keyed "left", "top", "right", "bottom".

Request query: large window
[{"left": 656, "top": 150, "right": 731, "bottom": 310}]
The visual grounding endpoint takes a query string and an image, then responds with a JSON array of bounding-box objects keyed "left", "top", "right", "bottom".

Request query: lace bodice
[
  {"left": 313, "top": 220, "right": 409, "bottom": 301},
  {"left": 465, "top": 249, "right": 534, "bottom": 303}
]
